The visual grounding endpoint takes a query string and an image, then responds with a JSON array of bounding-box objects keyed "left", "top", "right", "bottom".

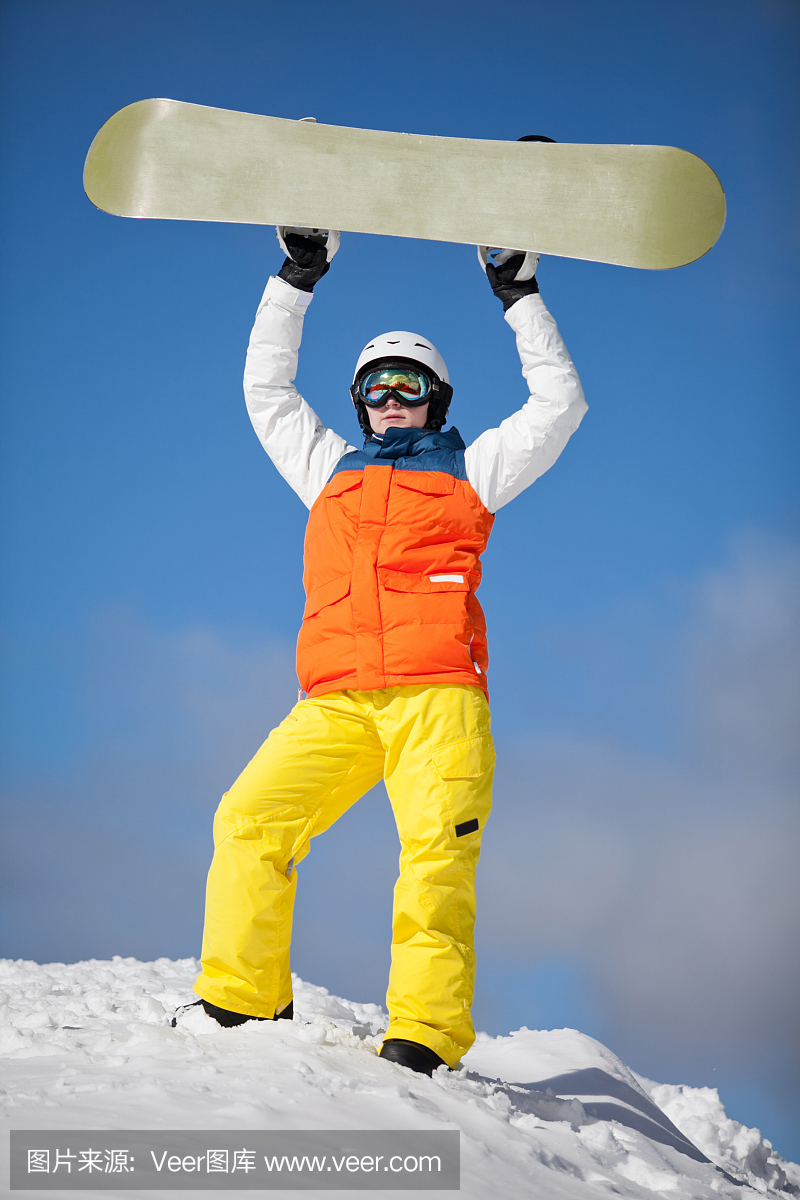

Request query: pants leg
[
  {"left": 194, "top": 692, "right": 384, "bottom": 1018},
  {"left": 376, "top": 685, "right": 495, "bottom": 1066}
]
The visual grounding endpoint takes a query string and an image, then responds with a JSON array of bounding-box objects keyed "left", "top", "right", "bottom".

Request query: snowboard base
[{"left": 84, "top": 100, "right": 726, "bottom": 270}]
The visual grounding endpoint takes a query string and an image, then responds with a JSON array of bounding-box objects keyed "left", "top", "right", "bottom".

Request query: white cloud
[
  {"left": 0, "top": 609, "right": 300, "bottom": 962},
  {"left": 478, "top": 530, "right": 800, "bottom": 1081},
  {"left": 77, "top": 606, "right": 300, "bottom": 802},
  {"left": 685, "top": 530, "right": 800, "bottom": 776}
]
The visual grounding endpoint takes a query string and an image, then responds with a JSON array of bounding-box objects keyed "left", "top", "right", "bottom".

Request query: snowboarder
[{"left": 191, "top": 232, "right": 587, "bottom": 1075}]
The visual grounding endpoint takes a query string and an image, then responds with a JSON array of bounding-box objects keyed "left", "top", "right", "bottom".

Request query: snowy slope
[{"left": 1, "top": 956, "right": 797, "bottom": 1199}]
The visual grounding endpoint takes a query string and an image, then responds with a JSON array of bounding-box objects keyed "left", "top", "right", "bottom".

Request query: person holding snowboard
[{"left": 191, "top": 231, "right": 587, "bottom": 1075}]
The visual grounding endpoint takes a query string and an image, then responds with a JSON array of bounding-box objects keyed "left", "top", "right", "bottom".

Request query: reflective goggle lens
[{"left": 359, "top": 368, "right": 432, "bottom": 407}]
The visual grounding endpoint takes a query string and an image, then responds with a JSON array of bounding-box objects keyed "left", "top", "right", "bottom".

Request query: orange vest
[{"left": 297, "top": 427, "right": 494, "bottom": 698}]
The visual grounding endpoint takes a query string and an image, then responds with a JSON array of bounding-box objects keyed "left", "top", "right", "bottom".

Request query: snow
[{"left": 1, "top": 956, "right": 797, "bottom": 1199}]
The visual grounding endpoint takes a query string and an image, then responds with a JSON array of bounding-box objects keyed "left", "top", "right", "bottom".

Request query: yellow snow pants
[{"left": 194, "top": 684, "right": 494, "bottom": 1066}]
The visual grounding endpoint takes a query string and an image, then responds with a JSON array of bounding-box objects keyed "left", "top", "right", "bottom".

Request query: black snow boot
[
  {"left": 171, "top": 1000, "right": 293, "bottom": 1028},
  {"left": 201, "top": 999, "right": 294, "bottom": 1027},
  {"left": 379, "top": 1039, "right": 447, "bottom": 1076}
]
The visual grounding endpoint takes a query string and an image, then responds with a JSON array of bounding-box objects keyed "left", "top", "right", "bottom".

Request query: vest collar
[{"left": 364, "top": 426, "right": 466, "bottom": 461}]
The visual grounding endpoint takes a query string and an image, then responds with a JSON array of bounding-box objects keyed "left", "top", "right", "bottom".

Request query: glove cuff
[
  {"left": 500, "top": 277, "right": 540, "bottom": 311},
  {"left": 277, "top": 259, "right": 326, "bottom": 292},
  {"left": 264, "top": 275, "right": 315, "bottom": 310}
]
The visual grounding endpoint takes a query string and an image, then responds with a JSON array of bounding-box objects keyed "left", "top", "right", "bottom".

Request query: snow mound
[
  {"left": 645, "top": 1080, "right": 798, "bottom": 1196},
  {"left": 1, "top": 956, "right": 798, "bottom": 1199}
]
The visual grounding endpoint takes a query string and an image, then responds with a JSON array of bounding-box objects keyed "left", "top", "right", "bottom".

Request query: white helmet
[
  {"left": 352, "top": 331, "right": 450, "bottom": 384},
  {"left": 351, "top": 331, "right": 453, "bottom": 436}
]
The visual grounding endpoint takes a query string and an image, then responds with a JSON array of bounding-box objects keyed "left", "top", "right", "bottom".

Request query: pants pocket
[
  {"left": 430, "top": 733, "right": 495, "bottom": 843},
  {"left": 432, "top": 733, "right": 496, "bottom": 781}
]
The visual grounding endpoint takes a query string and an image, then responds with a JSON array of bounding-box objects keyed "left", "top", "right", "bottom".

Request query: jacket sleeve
[
  {"left": 464, "top": 293, "right": 588, "bottom": 513},
  {"left": 243, "top": 275, "right": 356, "bottom": 510}
]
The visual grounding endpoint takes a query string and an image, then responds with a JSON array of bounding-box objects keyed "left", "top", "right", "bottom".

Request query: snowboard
[{"left": 83, "top": 99, "right": 726, "bottom": 270}]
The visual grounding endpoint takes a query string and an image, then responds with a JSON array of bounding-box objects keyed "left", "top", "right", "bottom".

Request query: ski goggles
[{"left": 356, "top": 366, "right": 433, "bottom": 408}]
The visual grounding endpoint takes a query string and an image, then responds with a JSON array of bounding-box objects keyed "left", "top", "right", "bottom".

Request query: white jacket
[{"left": 243, "top": 275, "right": 587, "bottom": 513}]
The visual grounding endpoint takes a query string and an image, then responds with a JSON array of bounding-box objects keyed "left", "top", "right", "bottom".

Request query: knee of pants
[
  {"left": 211, "top": 787, "right": 301, "bottom": 852},
  {"left": 398, "top": 839, "right": 484, "bottom": 911},
  {"left": 212, "top": 789, "right": 250, "bottom": 847}
]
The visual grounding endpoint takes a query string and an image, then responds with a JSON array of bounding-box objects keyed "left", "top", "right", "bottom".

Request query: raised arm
[
  {"left": 243, "top": 236, "right": 355, "bottom": 510},
  {"left": 465, "top": 252, "right": 587, "bottom": 513}
]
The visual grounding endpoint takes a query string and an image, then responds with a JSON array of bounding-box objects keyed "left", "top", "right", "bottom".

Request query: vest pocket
[
  {"left": 432, "top": 734, "right": 496, "bottom": 780},
  {"left": 324, "top": 471, "right": 363, "bottom": 497},
  {"left": 392, "top": 470, "right": 456, "bottom": 496},
  {"left": 303, "top": 573, "right": 351, "bottom": 619},
  {"left": 379, "top": 568, "right": 471, "bottom": 594}
]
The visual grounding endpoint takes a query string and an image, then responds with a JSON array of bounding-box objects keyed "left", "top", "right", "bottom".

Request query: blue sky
[{"left": 1, "top": 0, "right": 798, "bottom": 1160}]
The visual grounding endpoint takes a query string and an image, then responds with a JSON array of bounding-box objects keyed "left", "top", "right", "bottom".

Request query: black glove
[
  {"left": 485, "top": 253, "right": 539, "bottom": 312},
  {"left": 277, "top": 232, "right": 331, "bottom": 293}
]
